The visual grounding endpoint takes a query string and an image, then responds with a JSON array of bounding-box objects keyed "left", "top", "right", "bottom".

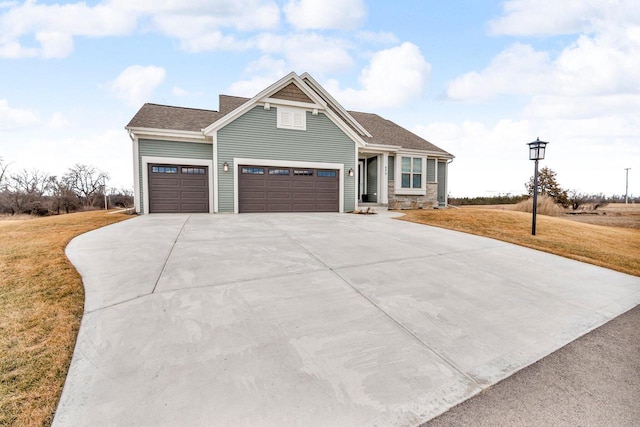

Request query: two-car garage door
[
  {"left": 238, "top": 165, "right": 339, "bottom": 213},
  {"left": 148, "top": 163, "right": 339, "bottom": 213}
]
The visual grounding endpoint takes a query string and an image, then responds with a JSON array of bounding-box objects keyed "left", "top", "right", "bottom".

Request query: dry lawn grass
[
  {"left": 399, "top": 208, "right": 640, "bottom": 277},
  {"left": 0, "top": 211, "right": 131, "bottom": 426}
]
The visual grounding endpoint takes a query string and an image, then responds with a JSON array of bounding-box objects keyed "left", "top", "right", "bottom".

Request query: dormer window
[{"left": 277, "top": 106, "right": 306, "bottom": 131}]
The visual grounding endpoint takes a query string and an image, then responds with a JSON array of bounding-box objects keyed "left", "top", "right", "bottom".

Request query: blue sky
[{"left": 1, "top": 0, "right": 638, "bottom": 197}]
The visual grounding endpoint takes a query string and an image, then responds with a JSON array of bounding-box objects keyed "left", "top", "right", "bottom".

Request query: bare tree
[
  {"left": 567, "top": 190, "right": 586, "bottom": 210},
  {"left": 108, "top": 187, "right": 134, "bottom": 209},
  {"left": 63, "top": 164, "right": 109, "bottom": 208},
  {"left": 0, "top": 158, "right": 10, "bottom": 213},
  {"left": 0, "top": 157, "right": 10, "bottom": 190},
  {"left": 7, "top": 169, "right": 51, "bottom": 214},
  {"left": 49, "top": 176, "right": 80, "bottom": 214}
]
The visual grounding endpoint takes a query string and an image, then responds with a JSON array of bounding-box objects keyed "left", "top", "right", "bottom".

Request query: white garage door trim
[
  {"left": 142, "top": 156, "right": 214, "bottom": 214},
  {"left": 233, "top": 158, "right": 344, "bottom": 214}
]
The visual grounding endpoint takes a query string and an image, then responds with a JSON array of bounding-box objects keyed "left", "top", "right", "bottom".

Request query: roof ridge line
[{"left": 146, "top": 103, "right": 218, "bottom": 113}]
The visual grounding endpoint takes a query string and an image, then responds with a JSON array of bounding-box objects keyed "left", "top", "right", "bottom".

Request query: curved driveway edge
[{"left": 54, "top": 213, "right": 640, "bottom": 426}]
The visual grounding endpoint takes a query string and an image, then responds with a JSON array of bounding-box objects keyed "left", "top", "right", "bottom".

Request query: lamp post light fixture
[{"left": 527, "top": 137, "right": 548, "bottom": 236}]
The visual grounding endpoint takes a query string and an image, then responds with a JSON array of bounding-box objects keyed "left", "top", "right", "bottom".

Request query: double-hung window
[{"left": 401, "top": 157, "right": 422, "bottom": 189}]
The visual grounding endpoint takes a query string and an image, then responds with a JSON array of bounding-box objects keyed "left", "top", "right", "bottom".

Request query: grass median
[
  {"left": 0, "top": 210, "right": 131, "bottom": 426},
  {"left": 398, "top": 208, "right": 640, "bottom": 277}
]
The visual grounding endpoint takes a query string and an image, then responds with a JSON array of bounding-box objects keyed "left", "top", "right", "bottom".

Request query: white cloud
[
  {"left": 48, "top": 112, "right": 70, "bottom": 129},
  {"left": 4, "top": 128, "right": 133, "bottom": 189},
  {"left": 227, "top": 56, "right": 287, "bottom": 97},
  {"left": 356, "top": 31, "right": 399, "bottom": 45},
  {"left": 36, "top": 31, "right": 74, "bottom": 58},
  {"left": 413, "top": 119, "right": 534, "bottom": 196},
  {"left": 109, "top": 65, "right": 166, "bottom": 107},
  {"left": 0, "top": 1, "right": 136, "bottom": 58},
  {"left": 414, "top": 100, "right": 640, "bottom": 197},
  {"left": 446, "top": 43, "right": 552, "bottom": 100},
  {"left": 441, "top": 20, "right": 640, "bottom": 196},
  {"left": 324, "top": 42, "right": 431, "bottom": 110},
  {"left": 523, "top": 94, "right": 640, "bottom": 121},
  {"left": 0, "top": 99, "right": 39, "bottom": 130},
  {"left": 488, "top": 0, "right": 640, "bottom": 38},
  {"left": 254, "top": 32, "right": 354, "bottom": 72},
  {"left": 172, "top": 87, "right": 189, "bottom": 97},
  {"left": 171, "top": 86, "right": 203, "bottom": 98},
  {"left": 122, "top": 0, "right": 280, "bottom": 52},
  {"left": 447, "top": 29, "right": 640, "bottom": 101},
  {"left": 0, "top": 0, "right": 280, "bottom": 58},
  {"left": 284, "top": 0, "right": 365, "bottom": 30},
  {"left": 0, "top": 40, "right": 36, "bottom": 58}
]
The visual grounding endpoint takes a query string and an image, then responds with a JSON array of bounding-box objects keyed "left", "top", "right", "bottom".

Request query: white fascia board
[
  {"left": 212, "top": 131, "right": 219, "bottom": 213},
  {"left": 262, "top": 97, "right": 324, "bottom": 110},
  {"left": 132, "top": 135, "right": 141, "bottom": 213},
  {"left": 300, "top": 73, "right": 372, "bottom": 138},
  {"left": 203, "top": 72, "right": 328, "bottom": 135},
  {"left": 359, "top": 144, "right": 399, "bottom": 153},
  {"left": 126, "top": 126, "right": 207, "bottom": 142},
  {"left": 396, "top": 148, "right": 455, "bottom": 158}
]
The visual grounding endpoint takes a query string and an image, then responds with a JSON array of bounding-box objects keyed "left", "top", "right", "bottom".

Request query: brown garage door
[
  {"left": 148, "top": 164, "right": 209, "bottom": 213},
  {"left": 238, "top": 166, "right": 339, "bottom": 213}
]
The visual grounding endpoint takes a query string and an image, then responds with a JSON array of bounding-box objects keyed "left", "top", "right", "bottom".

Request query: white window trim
[
  {"left": 132, "top": 136, "right": 141, "bottom": 213},
  {"left": 277, "top": 106, "right": 306, "bottom": 131},
  {"left": 141, "top": 156, "right": 214, "bottom": 214},
  {"left": 394, "top": 155, "right": 427, "bottom": 196},
  {"left": 233, "top": 158, "right": 344, "bottom": 213}
]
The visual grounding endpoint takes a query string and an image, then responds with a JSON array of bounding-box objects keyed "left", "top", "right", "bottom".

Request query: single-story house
[{"left": 126, "top": 72, "right": 454, "bottom": 214}]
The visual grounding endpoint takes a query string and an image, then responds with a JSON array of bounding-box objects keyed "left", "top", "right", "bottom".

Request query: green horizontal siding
[
  {"left": 138, "top": 139, "right": 213, "bottom": 212},
  {"left": 217, "top": 106, "right": 356, "bottom": 212}
]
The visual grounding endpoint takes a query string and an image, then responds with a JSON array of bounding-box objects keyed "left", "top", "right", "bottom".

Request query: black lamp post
[{"left": 528, "top": 137, "right": 548, "bottom": 236}]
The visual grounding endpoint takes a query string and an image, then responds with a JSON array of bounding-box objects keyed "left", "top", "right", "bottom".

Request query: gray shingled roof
[
  {"left": 348, "top": 111, "right": 451, "bottom": 155},
  {"left": 127, "top": 95, "right": 451, "bottom": 156},
  {"left": 126, "top": 95, "right": 248, "bottom": 132},
  {"left": 127, "top": 104, "right": 220, "bottom": 131}
]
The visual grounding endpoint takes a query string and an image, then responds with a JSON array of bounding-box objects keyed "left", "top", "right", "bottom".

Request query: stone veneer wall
[{"left": 388, "top": 182, "right": 439, "bottom": 209}]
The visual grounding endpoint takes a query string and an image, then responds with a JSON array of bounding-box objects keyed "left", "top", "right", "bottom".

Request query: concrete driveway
[{"left": 54, "top": 213, "right": 640, "bottom": 426}]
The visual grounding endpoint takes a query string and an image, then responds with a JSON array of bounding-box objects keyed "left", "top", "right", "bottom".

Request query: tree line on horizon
[
  {"left": 450, "top": 167, "right": 638, "bottom": 208},
  {"left": 0, "top": 158, "right": 133, "bottom": 216}
]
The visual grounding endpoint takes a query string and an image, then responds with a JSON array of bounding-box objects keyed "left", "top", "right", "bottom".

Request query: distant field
[
  {"left": 458, "top": 202, "right": 640, "bottom": 229},
  {"left": 399, "top": 206, "right": 640, "bottom": 277}
]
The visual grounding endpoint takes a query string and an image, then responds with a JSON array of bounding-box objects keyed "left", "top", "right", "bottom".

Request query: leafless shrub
[{"left": 511, "top": 194, "right": 566, "bottom": 216}]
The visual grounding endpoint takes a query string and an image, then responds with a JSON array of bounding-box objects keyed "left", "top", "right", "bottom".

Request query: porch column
[{"left": 381, "top": 152, "right": 389, "bottom": 204}]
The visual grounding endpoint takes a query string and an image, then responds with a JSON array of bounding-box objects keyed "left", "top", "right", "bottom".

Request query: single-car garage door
[
  {"left": 239, "top": 165, "right": 339, "bottom": 213},
  {"left": 148, "top": 164, "right": 209, "bottom": 213}
]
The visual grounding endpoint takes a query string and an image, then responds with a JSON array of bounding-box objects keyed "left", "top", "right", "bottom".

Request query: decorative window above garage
[{"left": 277, "top": 106, "right": 306, "bottom": 131}]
